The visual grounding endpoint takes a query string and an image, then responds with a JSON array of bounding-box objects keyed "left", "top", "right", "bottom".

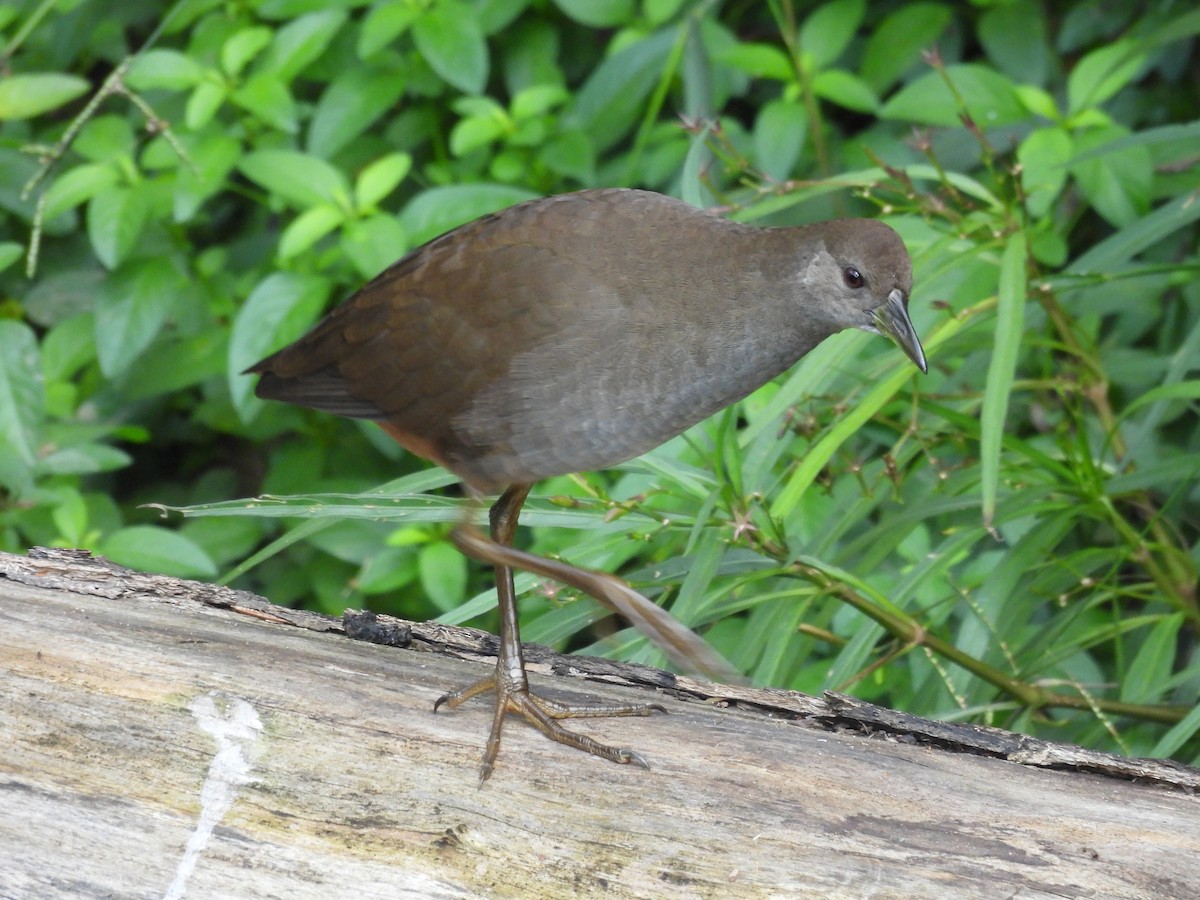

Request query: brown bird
[{"left": 248, "top": 188, "right": 926, "bottom": 781}]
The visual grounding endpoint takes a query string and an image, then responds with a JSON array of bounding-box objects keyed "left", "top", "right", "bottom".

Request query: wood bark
[{"left": 1, "top": 547, "right": 1197, "bottom": 899}]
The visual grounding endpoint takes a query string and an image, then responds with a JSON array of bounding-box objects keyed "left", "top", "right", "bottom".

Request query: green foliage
[{"left": 2, "top": 0, "right": 1198, "bottom": 763}]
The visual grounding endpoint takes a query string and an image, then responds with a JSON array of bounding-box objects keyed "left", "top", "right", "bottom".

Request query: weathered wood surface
[{"left": 1, "top": 547, "right": 1197, "bottom": 900}]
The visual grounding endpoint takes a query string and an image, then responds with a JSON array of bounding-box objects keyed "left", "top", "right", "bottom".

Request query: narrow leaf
[{"left": 980, "top": 233, "right": 1027, "bottom": 531}]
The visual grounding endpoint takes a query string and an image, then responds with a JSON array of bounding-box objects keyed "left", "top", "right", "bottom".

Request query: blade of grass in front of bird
[{"left": 980, "top": 232, "right": 1027, "bottom": 533}]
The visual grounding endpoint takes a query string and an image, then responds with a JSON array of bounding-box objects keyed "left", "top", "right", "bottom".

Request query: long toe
[
  {"left": 528, "top": 694, "right": 669, "bottom": 720},
  {"left": 435, "top": 674, "right": 662, "bottom": 777},
  {"left": 505, "top": 687, "right": 655, "bottom": 770}
]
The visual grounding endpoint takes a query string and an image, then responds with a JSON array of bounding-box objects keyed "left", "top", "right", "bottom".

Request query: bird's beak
[{"left": 872, "top": 289, "right": 927, "bottom": 374}]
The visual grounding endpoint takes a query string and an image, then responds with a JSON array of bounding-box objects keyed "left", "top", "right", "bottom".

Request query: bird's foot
[{"left": 434, "top": 675, "right": 667, "bottom": 783}]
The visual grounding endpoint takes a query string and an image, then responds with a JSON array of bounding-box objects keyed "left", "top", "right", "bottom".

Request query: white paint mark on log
[{"left": 161, "top": 694, "right": 264, "bottom": 900}]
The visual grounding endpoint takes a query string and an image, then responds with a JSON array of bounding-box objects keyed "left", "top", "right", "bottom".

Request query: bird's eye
[{"left": 843, "top": 267, "right": 864, "bottom": 289}]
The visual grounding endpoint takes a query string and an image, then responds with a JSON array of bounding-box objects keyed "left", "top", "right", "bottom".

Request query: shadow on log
[{"left": 1, "top": 547, "right": 1197, "bottom": 899}]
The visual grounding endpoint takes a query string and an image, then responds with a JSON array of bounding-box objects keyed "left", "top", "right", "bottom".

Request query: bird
[{"left": 247, "top": 187, "right": 926, "bottom": 781}]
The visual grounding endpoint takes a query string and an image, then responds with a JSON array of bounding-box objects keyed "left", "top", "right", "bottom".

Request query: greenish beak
[{"left": 872, "top": 289, "right": 927, "bottom": 374}]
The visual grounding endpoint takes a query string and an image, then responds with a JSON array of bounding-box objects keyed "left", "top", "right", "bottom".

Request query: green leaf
[
  {"left": 511, "top": 84, "right": 569, "bottom": 119},
  {"left": 126, "top": 49, "right": 204, "bottom": 91},
  {"left": 229, "top": 273, "right": 332, "bottom": 415},
  {"left": 860, "top": 2, "right": 950, "bottom": 93},
  {"left": 185, "top": 79, "right": 227, "bottom": 130},
  {"left": 172, "top": 132, "right": 241, "bottom": 221},
  {"left": 121, "top": 330, "right": 224, "bottom": 402},
  {"left": 279, "top": 204, "right": 346, "bottom": 259},
  {"left": 811, "top": 69, "right": 878, "bottom": 113},
  {"left": 1152, "top": 696, "right": 1200, "bottom": 759},
  {"left": 1070, "top": 125, "right": 1152, "bottom": 227},
  {"left": 880, "top": 64, "right": 1026, "bottom": 128},
  {"left": 257, "top": 0, "right": 360, "bottom": 14},
  {"left": 1067, "top": 39, "right": 1146, "bottom": 116},
  {"left": 413, "top": 1, "right": 489, "bottom": 95},
  {"left": 450, "top": 114, "right": 509, "bottom": 156},
  {"left": 670, "top": 529, "right": 725, "bottom": 625},
  {"left": 800, "top": 0, "right": 865, "bottom": 71},
  {"left": 308, "top": 65, "right": 407, "bottom": 158},
  {"left": 454, "top": 95, "right": 506, "bottom": 119},
  {"left": 356, "top": 545, "right": 419, "bottom": 594},
  {"left": 1065, "top": 121, "right": 1200, "bottom": 164},
  {"left": 1015, "top": 85, "right": 1059, "bottom": 120},
  {"left": 355, "top": 152, "right": 412, "bottom": 210},
  {"left": 399, "top": 184, "right": 539, "bottom": 245},
  {"left": 476, "top": 0, "right": 530, "bottom": 34},
  {"left": 980, "top": 233, "right": 1027, "bottom": 531},
  {"left": 679, "top": 121, "right": 714, "bottom": 209},
  {"left": 231, "top": 72, "right": 297, "bottom": 132},
  {"left": 0, "top": 242, "right": 22, "bottom": 274},
  {"left": 163, "top": 0, "right": 224, "bottom": 32},
  {"left": 259, "top": 9, "right": 349, "bottom": 82},
  {"left": 1067, "top": 192, "right": 1200, "bottom": 275},
  {"left": 1122, "top": 614, "right": 1184, "bottom": 703},
  {"left": 551, "top": 0, "right": 632, "bottom": 28},
  {"left": 979, "top": 0, "right": 1048, "bottom": 85},
  {"left": 645, "top": 0, "right": 685, "bottom": 26},
  {"left": 341, "top": 215, "right": 408, "bottom": 280},
  {"left": 0, "top": 73, "right": 89, "bottom": 120},
  {"left": 1017, "top": 127, "right": 1072, "bottom": 219},
  {"left": 716, "top": 42, "right": 793, "bottom": 81},
  {"left": 100, "top": 525, "right": 218, "bottom": 579},
  {"left": 239, "top": 149, "right": 351, "bottom": 208},
  {"left": 1028, "top": 226, "right": 1066, "bottom": 268},
  {"left": 1119, "top": 380, "right": 1200, "bottom": 420},
  {"left": 87, "top": 186, "right": 149, "bottom": 270},
  {"left": 75, "top": 116, "right": 136, "bottom": 163},
  {"left": 358, "top": 1, "right": 422, "bottom": 57},
  {"left": 754, "top": 99, "right": 806, "bottom": 181},
  {"left": 221, "top": 26, "right": 274, "bottom": 76},
  {"left": 538, "top": 130, "right": 595, "bottom": 183},
  {"left": 42, "top": 164, "right": 120, "bottom": 220},
  {"left": 94, "top": 258, "right": 183, "bottom": 377},
  {"left": 0, "top": 320, "right": 43, "bottom": 494},
  {"left": 418, "top": 539, "right": 469, "bottom": 613},
  {"left": 38, "top": 443, "right": 132, "bottom": 476},
  {"left": 51, "top": 490, "right": 89, "bottom": 545},
  {"left": 564, "top": 29, "right": 676, "bottom": 153},
  {"left": 182, "top": 515, "right": 262, "bottom": 570}
]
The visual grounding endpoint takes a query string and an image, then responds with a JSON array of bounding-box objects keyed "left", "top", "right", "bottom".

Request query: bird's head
[{"left": 798, "top": 219, "right": 926, "bottom": 374}]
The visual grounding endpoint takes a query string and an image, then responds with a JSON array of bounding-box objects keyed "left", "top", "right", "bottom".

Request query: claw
[{"left": 617, "top": 749, "right": 651, "bottom": 769}]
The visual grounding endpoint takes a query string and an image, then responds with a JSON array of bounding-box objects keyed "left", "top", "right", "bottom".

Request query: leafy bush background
[{"left": 2, "top": 0, "right": 1198, "bottom": 763}]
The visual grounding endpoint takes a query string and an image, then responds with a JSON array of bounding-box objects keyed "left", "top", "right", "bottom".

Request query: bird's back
[{"left": 252, "top": 189, "right": 837, "bottom": 489}]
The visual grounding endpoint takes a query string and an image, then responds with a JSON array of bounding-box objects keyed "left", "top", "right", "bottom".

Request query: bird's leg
[{"left": 436, "top": 483, "right": 666, "bottom": 782}]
